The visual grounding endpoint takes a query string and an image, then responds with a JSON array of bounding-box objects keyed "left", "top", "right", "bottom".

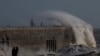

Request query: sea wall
[{"left": 0, "top": 27, "right": 71, "bottom": 51}]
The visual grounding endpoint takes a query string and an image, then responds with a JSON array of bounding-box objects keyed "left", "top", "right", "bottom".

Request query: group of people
[
  {"left": 1, "top": 38, "right": 19, "bottom": 56},
  {"left": 0, "top": 32, "right": 19, "bottom": 56},
  {"left": 12, "top": 46, "right": 19, "bottom": 56}
]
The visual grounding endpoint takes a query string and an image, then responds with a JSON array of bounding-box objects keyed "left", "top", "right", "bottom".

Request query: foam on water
[{"left": 58, "top": 45, "right": 96, "bottom": 56}]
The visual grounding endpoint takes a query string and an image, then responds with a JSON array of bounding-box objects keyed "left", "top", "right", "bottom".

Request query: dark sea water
[{"left": 58, "top": 45, "right": 100, "bottom": 56}]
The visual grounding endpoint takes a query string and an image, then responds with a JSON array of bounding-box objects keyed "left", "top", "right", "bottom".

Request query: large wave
[{"left": 36, "top": 11, "right": 96, "bottom": 48}]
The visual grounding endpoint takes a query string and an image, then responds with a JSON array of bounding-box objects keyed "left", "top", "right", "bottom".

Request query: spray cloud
[{"left": 36, "top": 11, "right": 96, "bottom": 48}]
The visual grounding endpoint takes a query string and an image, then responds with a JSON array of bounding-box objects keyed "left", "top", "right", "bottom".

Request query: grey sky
[{"left": 0, "top": 0, "right": 100, "bottom": 28}]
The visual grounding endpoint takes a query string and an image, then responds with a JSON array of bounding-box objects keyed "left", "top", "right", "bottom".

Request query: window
[{"left": 46, "top": 38, "right": 56, "bottom": 52}]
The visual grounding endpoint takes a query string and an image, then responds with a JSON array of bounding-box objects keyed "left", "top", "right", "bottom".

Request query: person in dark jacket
[
  {"left": 12, "top": 46, "right": 19, "bottom": 56},
  {"left": 15, "top": 47, "right": 18, "bottom": 56},
  {"left": 12, "top": 47, "right": 15, "bottom": 56}
]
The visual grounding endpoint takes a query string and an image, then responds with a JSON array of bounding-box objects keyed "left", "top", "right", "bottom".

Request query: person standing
[
  {"left": 12, "top": 46, "right": 19, "bottom": 56},
  {"left": 15, "top": 47, "right": 18, "bottom": 56},
  {"left": 12, "top": 47, "right": 15, "bottom": 56}
]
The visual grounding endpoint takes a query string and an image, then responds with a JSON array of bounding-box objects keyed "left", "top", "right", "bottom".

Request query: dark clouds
[{"left": 0, "top": 0, "right": 100, "bottom": 28}]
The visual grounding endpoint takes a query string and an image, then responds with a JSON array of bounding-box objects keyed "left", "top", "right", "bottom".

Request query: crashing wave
[{"left": 36, "top": 11, "right": 96, "bottom": 48}]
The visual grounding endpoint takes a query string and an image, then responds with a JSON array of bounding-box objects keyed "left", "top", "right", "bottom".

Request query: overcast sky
[{"left": 0, "top": 0, "right": 100, "bottom": 28}]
